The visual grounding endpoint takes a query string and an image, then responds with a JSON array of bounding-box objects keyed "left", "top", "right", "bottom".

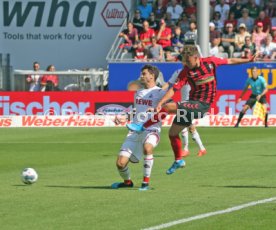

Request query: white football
[{"left": 21, "top": 168, "right": 38, "bottom": 184}]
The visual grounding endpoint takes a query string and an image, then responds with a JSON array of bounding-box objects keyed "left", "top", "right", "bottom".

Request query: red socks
[
  {"left": 144, "top": 108, "right": 168, "bottom": 128},
  {"left": 169, "top": 135, "right": 183, "bottom": 161}
]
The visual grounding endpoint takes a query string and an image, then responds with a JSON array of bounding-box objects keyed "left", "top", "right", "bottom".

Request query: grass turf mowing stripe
[{"left": 142, "top": 197, "right": 276, "bottom": 230}]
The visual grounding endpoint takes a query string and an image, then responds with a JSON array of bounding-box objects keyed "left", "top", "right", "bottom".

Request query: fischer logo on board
[
  {"left": 0, "top": 96, "right": 90, "bottom": 115},
  {"left": 101, "top": 1, "right": 128, "bottom": 27}
]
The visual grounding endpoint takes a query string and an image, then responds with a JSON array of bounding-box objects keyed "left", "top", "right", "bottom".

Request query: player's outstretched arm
[
  {"left": 155, "top": 87, "right": 175, "bottom": 112},
  {"left": 228, "top": 52, "right": 261, "bottom": 65}
]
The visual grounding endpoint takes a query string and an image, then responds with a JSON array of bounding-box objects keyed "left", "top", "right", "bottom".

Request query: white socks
[
  {"left": 181, "top": 128, "right": 189, "bottom": 151},
  {"left": 143, "top": 154, "right": 154, "bottom": 179},
  {"left": 191, "top": 130, "right": 205, "bottom": 150},
  {"left": 118, "top": 166, "right": 130, "bottom": 180}
]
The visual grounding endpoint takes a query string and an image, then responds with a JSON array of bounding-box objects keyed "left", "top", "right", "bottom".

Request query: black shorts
[
  {"left": 173, "top": 100, "right": 210, "bottom": 126},
  {"left": 245, "top": 94, "right": 267, "bottom": 108}
]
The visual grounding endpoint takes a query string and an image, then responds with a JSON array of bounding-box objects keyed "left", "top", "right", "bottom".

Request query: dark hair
[{"left": 141, "top": 65, "right": 160, "bottom": 80}]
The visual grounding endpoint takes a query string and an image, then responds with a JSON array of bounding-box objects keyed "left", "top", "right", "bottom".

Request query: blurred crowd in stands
[{"left": 119, "top": 0, "right": 276, "bottom": 61}]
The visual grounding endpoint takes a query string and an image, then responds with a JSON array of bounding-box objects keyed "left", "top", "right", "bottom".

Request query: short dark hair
[{"left": 141, "top": 65, "right": 160, "bottom": 81}]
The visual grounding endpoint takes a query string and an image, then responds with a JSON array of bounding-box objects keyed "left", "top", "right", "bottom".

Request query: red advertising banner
[{"left": 0, "top": 91, "right": 275, "bottom": 116}]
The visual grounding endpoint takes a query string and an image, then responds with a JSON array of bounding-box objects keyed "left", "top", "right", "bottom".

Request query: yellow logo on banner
[{"left": 253, "top": 102, "right": 266, "bottom": 121}]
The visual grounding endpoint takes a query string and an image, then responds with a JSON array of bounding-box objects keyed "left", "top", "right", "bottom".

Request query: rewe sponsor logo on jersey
[
  {"left": 3, "top": 0, "right": 97, "bottom": 27},
  {"left": 136, "top": 99, "right": 153, "bottom": 106},
  {"left": 0, "top": 96, "right": 90, "bottom": 115}
]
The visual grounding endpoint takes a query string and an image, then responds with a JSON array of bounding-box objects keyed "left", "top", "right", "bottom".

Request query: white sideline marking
[{"left": 142, "top": 197, "right": 276, "bottom": 230}]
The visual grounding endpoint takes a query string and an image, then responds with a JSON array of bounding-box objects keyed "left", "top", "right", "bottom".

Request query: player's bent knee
[{"left": 188, "top": 124, "right": 196, "bottom": 133}]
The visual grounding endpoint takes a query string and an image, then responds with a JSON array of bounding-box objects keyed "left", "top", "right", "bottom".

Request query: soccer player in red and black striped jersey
[{"left": 127, "top": 45, "right": 258, "bottom": 174}]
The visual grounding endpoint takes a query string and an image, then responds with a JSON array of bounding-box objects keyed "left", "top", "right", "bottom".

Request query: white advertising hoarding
[{"left": 0, "top": 0, "right": 131, "bottom": 69}]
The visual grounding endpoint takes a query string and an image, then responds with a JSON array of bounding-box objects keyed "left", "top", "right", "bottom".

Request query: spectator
[
  {"left": 209, "top": 39, "right": 220, "bottom": 57},
  {"left": 235, "top": 23, "right": 251, "bottom": 51},
  {"left": 224, "top": 11, "right": 238, "bottom": 31},
  {"left": 209, "top": 22, "right": 221, "bottom": 47},
  {"left": 212, "top": 11, "right": 224, "bottom": 32},
  {"left": 81, "top": 77, "right": 93, "bottom": 91},
  {"left": 252, "top": 22, "right": 267, "bottom": 50},
  {"left": 133, "top": 10, "right": 144, "bottom": 33},
  {"left": 139, "top": 20, "right": 156, "bottom": 47},
  {"left": 166, "top": 0, "right": 184, "bottom": 22},
  {"left": 26, "top": 61, "right": 42, "bottom": 92},
  {"left": 254, "top": 11, "right": 271, "bottom": 33},
  {"left": 164, "top": 49, "right": 179, "bottom": 62},
  {"left": 119, "top": 22, "right": 139, "bottom": 51},
  {"left": 246, "top": 0, "right": 261, "bottom": 19},
  {"left": 219, "top": 23, "right": 236, "bottom": 57},
  {"left": 272, "top": 11, "right": 276, "bottom": 28},
  {"left": 137, "top": 0, "right": 153, "bottom": 20},
  {"left": 241, "top": 36, "right": 256, "bottom": 58},
  {"left": 177, "top": 13, "right": 190, "bottom": 33},
  {"left": 148, "top": 12, "right": 158, "bottom": 30},
  {"left": 214, "top": 0, "right": 230, "bottom": 24},
  {"left": 153, "top": 0, "right": 167, "bottom": 23},
  {"left": 237, "top": 8, "right": 254, "bottom": 32},
  {"left": 184, "top": 21, "right": 198, "bottom": 44},
  {"left": 172, "top": 26, "right": 185, "bottom": 53},
  {"left": 189, "top": 13, "right": 197, "bottom": 23},
  {"left": 230, "top": 0, "right": 245, "bottom": 19},
  {"left": 133, "top": 40, "right": 148, "bottom": 61},
  {"left": 156, "top": 19, "right": 172, "bottom": 49},
  {"left": 41, "top": 65, "right": 59, "bottom": 91},
  {"left": 164, "top": 12, "right": 176, "bottom": 28},
  {"left": 148, "top": 36, "right": 164, "bottom": 61},
  {"left": 264, "top": 0, "right": 275, "bottom": 18},
  {"left": 271, "top": 27, "right": 276, "bottom": 42},
  {"left": 259, "top": 34, "right": 276, "bottom": 60},
  {"left": 184, "top": 0, "right": 196, "bottom": 17}
]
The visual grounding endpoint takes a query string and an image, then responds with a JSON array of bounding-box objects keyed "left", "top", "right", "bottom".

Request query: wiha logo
[{"left": 3, "top": 0, "right": 97, "bottom": 27}]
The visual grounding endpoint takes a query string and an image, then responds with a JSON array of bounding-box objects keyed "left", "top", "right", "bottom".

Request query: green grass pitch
[{"left": 0, "top": 127, "right": 275, "bottom": 230}]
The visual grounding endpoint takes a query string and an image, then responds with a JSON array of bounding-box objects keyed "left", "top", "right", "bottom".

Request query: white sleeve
[{"left": 168, "top": 69, "right": 182, "bottom": 84}]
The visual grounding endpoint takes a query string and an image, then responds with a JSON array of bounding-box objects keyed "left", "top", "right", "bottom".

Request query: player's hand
[
  {"left": 26, "top": 77, "right": 32, "bottom": 83},
  {"left": 113, "top": 115, "right": 127, "bottom": 125},
  {"left": 250, "top": 52, "right": 260, "bottom": 62},
  {"left": 256, "top": 95, "right": 261, "bottom": 101},
  {"left": 155, "top": 104, "right": 162, "bottom": 113},
  {"left": 147, "top": 107, "right": 155, "bottom": 113},
  {"left": 237, "top": 98, "right": 242, "bottom": 103}
]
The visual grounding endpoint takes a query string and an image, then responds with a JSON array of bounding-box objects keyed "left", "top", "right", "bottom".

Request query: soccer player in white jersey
[
  {"left": 162, "top": 69, "right": 206, "bottom": 157},
  {"left": 111, "top": 65, "right": 166, "bottom": 191}
]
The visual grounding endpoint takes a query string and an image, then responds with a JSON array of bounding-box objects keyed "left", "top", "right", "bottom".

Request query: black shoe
[
  {"left": 234, "top": 124, "right": 239, "bottom": 128},
  {"left": 265, "top": 125, "right": 268, "bottom": 128},
  {"left": 111, "top": 181, "right": 134, "bottom": 189},
  {"left": 139, "top": 183, "right": 150, "bottom": 191}
]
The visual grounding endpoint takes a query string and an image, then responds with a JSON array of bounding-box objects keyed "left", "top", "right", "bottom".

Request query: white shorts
[{"left": 119, "top": 130, "right": 160, "bottom": 163}]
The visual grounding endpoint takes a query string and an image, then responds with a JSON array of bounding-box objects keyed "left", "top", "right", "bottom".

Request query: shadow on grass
[
  {"left": 45, "top": 185, "right": 153, "bottom": 191},
  {"left": 202, "top": 185, "right": 276, "bottom": 189},
  {"left": 45, "top": 185, "right": 113, "bottom": 190}
]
